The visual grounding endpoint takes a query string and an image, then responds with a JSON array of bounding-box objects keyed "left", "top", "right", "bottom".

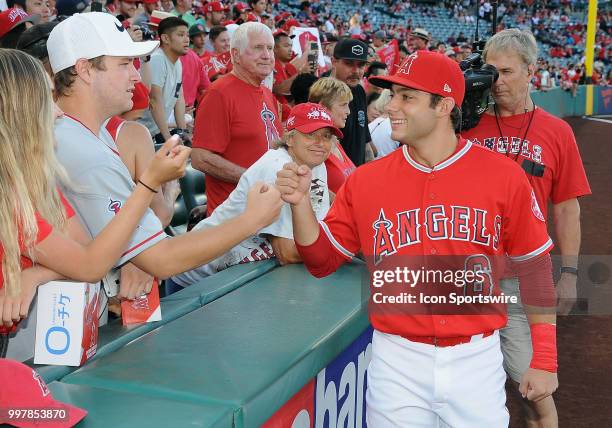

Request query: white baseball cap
[{"left": 48, "top": 12, "right": 159, "bottom": 73}]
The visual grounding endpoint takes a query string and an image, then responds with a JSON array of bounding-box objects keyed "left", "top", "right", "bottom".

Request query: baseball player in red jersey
[
  {"left": 276, "top": 50, "right": 558, "bottom": 426},
  {"left": 462, "top": 29, "right": 591, "bottom": 427}
]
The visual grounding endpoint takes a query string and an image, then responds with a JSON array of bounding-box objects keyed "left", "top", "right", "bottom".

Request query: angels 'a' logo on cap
[
  {"left": 351, "top": 45, "right": 364, "bottom": 56},
  {"left": 443, "top": 83, "right": 452, "bottom": 93},
  {"left": 397, "top": 52, "right": 418, "bottom": 76}
]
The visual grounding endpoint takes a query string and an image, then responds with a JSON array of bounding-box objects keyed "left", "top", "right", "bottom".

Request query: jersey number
[{"left": 463, "top": 254, "right": 494, "bottom": 297}]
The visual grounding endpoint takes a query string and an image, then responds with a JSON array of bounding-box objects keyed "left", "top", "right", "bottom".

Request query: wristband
[
  {"left": 138, "top": 179, "right": 158, "bottom": 193},
  {"left": 529, "top": 323, "right": 558, "bottom": 372},
  {"left": 560, "top": 266, "right": 578, "bottom": 276}
]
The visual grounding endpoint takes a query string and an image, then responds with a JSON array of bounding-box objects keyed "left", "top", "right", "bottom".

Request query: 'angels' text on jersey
[
  {"left": 372, "top": 206, "right": 502, "bottom": 265},
  {"left": 469, "top": 137, "right": 543, "bottom": 164}
]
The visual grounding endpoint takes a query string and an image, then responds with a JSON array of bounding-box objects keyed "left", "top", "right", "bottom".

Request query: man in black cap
[{"left": 330, "top": 38, "right": 372, "bottom": 166}]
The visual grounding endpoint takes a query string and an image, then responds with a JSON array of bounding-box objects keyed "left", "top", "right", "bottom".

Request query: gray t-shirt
[
  {"left": 171, "top": 148, "right": 330, "bottom": 286},
  {"left": 139, "top": 48, "right": 183, "bottom": 135},
  {"left": 54, "top": 115, "right": 167, "bottom": 296}
]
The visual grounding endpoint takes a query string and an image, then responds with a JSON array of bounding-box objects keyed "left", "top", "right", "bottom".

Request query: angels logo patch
[
  {"left": 108, "top": 198, "right": 122, "bottom": 215},
  {"left": 260, "top": 102, "right": 281, "bottom": 149},
  {"left": 372, "top": 208, "right": 397, "bottom": 265},
  {"left": 396, "top": 52, "right": 418, "bottom": 76},
  {"left": 531, "top": 190, "right": 545, "bottom": 222}
]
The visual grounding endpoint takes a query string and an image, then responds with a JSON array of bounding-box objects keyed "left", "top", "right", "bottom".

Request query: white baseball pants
[{"left": 366, "top": 330, "right": 509, "bottom": 427}]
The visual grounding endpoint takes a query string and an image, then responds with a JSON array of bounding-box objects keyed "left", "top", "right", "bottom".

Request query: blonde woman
[
  {"left": 0, "top": 49, "right": 190, "bottom": 331},
  {"left": 308, "top": 77, "right": 357, "bottom": 197}
]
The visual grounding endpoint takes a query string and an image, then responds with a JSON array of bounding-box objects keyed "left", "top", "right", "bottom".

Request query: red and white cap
[
  {"left": 282, "top": 18, "right": 300, "bottom": 33},
  {"left": 204, "top": 1, "right": 227, "bottom": 13},
  {"left": 0, "top": 359, "right": 87, "bottom": 427},
  {"left": 286, "top": 103, "right": 343, "bottom": 139},
  {"left": 234, "top": 2, "right": 251, "bottom": 13},
  {"left": 149, "top": 10, "right": 173, "bottom": 27},
  {"left": 0, "top": 8, "right": 38, "bottom": 39},
  {"left": 47, "top": 12, "right": 159, "bottom": 73},
  {"left": 369, "top": 50, "right": 466, "bottom": 107}
]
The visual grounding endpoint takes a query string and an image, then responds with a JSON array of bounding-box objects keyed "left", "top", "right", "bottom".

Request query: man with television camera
[{"left": 462, "top": 28, "right": 591, "bottom": 428}]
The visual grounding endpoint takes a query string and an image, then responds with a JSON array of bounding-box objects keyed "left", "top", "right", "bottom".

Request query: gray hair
[
  {"left": 276, "top": 129, "right": 298, "bottom": 149},
  {"left": 483, "top": 28, "right": 538, "bottom": 67},
  {"left": 230, "top": 22, "right": 273, "bottom": 54},
  {"left": 373, "top": 89, "right": 392, "bottom": 113}
]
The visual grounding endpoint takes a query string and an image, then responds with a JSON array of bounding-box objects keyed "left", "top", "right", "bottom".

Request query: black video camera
[
  {"left": 459, "top": 45, "right": 498, "bottom": 131},
  {"left": 458, "top": 0, "right": 500, "bottom": 132}
]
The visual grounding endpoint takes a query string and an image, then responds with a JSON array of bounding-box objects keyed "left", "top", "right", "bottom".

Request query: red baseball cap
[
  {"left": 0, "top": 8, "right": 37, "bottom": 39},
  {"left": 286, "top": 103, "right": 343, "bottom": 139},
  {"left": 204, "top": 1, "right": 227, "bottom": 13},
  {"left": 273, "top": 29, "right": 294, "bottom": 39},
  {"left": 234, "top": 2, "right": 251, "bottom": 13},
  {"left": 0, "top": 359, "right": 87, "bottom": 427},
  {"left": 246, "top": 12, "right": 259, "bottom": 22},
  {"left": 369, "top": 50, "right": 465, "bottom": 107},
  {"left": 275, "top": 11, "right": 292, "bottom": 23},
  {"left": 282, "top": 18, "right": 300, "bottom": 33}
]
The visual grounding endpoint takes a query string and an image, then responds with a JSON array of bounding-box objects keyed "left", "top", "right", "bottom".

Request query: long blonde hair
[{"left": 0, "top": 49, "right": 69, "bottom": 297}]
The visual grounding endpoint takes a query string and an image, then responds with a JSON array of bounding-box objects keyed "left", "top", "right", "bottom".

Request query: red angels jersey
[
  {"left": 462, "top": 108, "right": 591, "bottom": 219},
  {"left": 319, "top": 139, "right": 553, "bottom": 338}
]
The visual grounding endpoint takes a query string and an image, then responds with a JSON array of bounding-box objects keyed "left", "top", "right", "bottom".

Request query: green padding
[
  {"left": 62, "top": 262, "right": 369, "bottom": 427},
  {"left": 47, "top": 381, "right": 234, "bottom": 428},
  {"left": 27, "top": 296, "right": 202, "bottom": 384},
  {"left": 28, "top": 260, "right": 278, "bottom": 384},
  {"left": 163, "top": 259, "right": 279, "bottom": 305},
  {"left": 531, "top": 86, "right": 587, "bottom": 117}
]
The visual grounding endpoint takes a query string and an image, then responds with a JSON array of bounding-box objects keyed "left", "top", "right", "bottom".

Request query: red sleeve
[
  {"left": 192, "top": 88, "right": 231, "bottom": 154},
  {"left": 28, "top": 191, "right": 76, "bottom": 249},
  {"left": 295, "top": 224, "right": 350, "bottom": 278},
  {"left": 550, "top": 124, "right": 591, "bottom": 203},
  {"left": 319, "top": 172, "right": 362, "bottom": 258},
  {"left": 513, "top": 253, "right": 556, "bottom": 307},
  {"left": 503, "top": 170, "right": 553, "bottom": 261},
  {"left": 33, "top": 214, "right": 54, "bottom": 247}
]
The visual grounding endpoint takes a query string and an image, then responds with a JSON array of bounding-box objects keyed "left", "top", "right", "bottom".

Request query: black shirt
[{"left": 341, "top": 84, "right": 371, "bottom": 166}]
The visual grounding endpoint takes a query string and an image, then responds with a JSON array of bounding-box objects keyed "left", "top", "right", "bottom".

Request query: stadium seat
[{"left": 170, "top": 164, "right": 206, "bottom": 234}]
